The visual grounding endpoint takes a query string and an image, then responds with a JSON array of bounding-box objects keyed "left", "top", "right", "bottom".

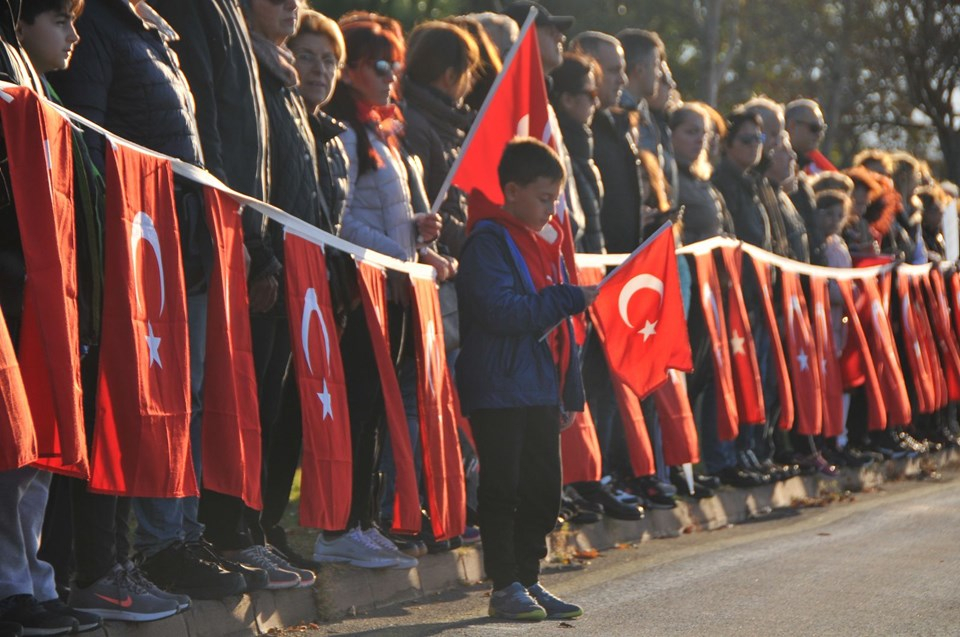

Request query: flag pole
[{"left": 427, "top": 9, "right": 540, "bottom": 217}]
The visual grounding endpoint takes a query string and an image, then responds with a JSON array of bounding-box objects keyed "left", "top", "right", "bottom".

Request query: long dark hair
[{"left": 323, "top": 18, "right": 403, "bottom": 176}]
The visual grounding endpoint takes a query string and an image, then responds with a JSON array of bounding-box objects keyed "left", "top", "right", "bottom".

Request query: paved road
[{"left": 303, "top": 476, "right": 960, "bottom": 636}]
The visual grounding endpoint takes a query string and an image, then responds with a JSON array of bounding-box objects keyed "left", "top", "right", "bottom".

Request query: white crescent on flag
[
  {"left": 130, "top": 211, "right": 165, "bottom": 315},
  {"left": 301, "top": 287, "right": 331, "bottom": 374}
]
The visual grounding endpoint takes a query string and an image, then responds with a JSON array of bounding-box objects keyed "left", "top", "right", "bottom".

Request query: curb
[{"left": 81, "top": 448, "right": 958, "bottom": 634}]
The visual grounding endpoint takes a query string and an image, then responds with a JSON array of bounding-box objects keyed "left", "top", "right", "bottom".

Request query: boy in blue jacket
[{"left": 456, "top": 138, "right": 598, "bottom": 621}]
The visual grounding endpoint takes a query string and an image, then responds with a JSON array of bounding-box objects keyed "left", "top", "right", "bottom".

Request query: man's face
[
  {"left": 786, "top": 105, "right": 825, "bottom": 156},
  {"left": 767, "top": 132, "right": 797, "bottom": 185},
  {"left": 18, "top": 9, "right": 79, "bottom": 74},
  {"left": 592, "top": 41, "right": 626, "bottom": 109},
  {"left": 537, "top": 24, "right": 564, "bottom": 74},
  {"left": 633, "top": 49, "right": 661, "bottom": 100}
]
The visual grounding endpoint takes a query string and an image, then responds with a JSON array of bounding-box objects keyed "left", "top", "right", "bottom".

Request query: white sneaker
[
  {"left": 312, "top": 527, "right": 405, "bottom": 569},
  {"left": 362, "top": 528, "right": 418, "bottom": 569}
]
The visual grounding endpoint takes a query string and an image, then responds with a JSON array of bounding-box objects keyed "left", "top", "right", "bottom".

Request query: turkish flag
[
  {"left": 720, "top": 246, "right": 765, "bottom": 425},
  {"left": 284, "top": 232, "right": 352, "bottom": 530},
  {"left": 915, "top": 275, "right": 947, "bottom": 409},
  {"left": 590, "top": 225, "right": 692, "bottom": 399},
  {"left": 0, "top": 307, "right": 36, "bottom": 471},
  {"left": 653, "top": 370, "right": 700, "bottom": 466},
  {"left": 928, "top": 270, "right": 960, "bottom": 402},
  {"left": 858, "top": 278, "right": 911, "bottom": 426},
  {"left": 809, "top": 277, "right": 844, "bottom": 438},
  {"left": 752, "top": 259, "right": 795, "bottom": 430},
  {"left": 560, "top": 405, "right": 603, "bottom": 484},
  {"left": 451, "top": 17, "right": 580, "bottom": 297},
  {"left": 693, "top": 250, "right": 738, "bottom": 440},
  {"left": 836, "top": 280, "right": 886, "bottom": 431},
  {"left": 949, "top": 271, "right": 960, "bottom": 342},
  {"left": 0, "top": 85, "right": 86, "bottom": 477},
  {"left": 897, "top": 273, "right": 935, "bottom": 414},
  {"left": 780, "top": 271, "right": 822, "bottom": 436},
  {"left": 93, "top": 143, "right": 195, "bottom": 497},
  {"left": 355, "top": 261, "right": 420, "bottom": 535},
  {"left": 410, "top": 275, "right": 466, "bottom": 541},
  {"left": 200, "top": 187, "right": 261, "bottom": 509}
]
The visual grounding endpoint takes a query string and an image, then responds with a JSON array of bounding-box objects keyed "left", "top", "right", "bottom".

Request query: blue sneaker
[
  {"left": 488, "top": 582, "right": 546, "bottom": 621},
  {"left": 527, "top": 583, "right": 583, "bottom": 619}
]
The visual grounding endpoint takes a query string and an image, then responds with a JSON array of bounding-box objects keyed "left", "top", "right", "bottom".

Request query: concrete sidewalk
[{"left": 85, "top": 448, "right": 957, "bottom": 636}]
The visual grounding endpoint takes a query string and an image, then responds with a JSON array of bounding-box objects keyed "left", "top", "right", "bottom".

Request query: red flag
[
  {"left": 355, "top": 262, "right": 420, "bottom": 535},
  {"left": 803, "top": 149, "right": 838, "bottom": 175},
  {"left": 720, "top": 246, "right": 765, "bottom": 424},
  {"left": 560, "top": 405, "right": 603, "bottom": 484},
  {"left": 928, "top": 270, "right": 960, "bottom": 402},
  {"left": 0, "top": 85, "right": 87, "bottom": 477},
  {"left": 590, "top": 225, "right": 692, "bottom": 399},
  {"left": 780, "top": 271, "right": 822, "bottom": 436},
  {"left": 0, "top": 307, "right": 36, "bottom": 471},
  {"left": 809, "top": 277, "right": 844, "bottom": 438},
  {"left": 858, "top": 278, "right": 911, "bottom": 426},
  {"left": 581, "top": 265, "right": 654, "bottom": 477},
  {"left": 93, "top": 143, "right": 195, "bottom": 497},
  {"left": 753, "top": 260, "right": 794, "bottom": 430},
  {"left": 449, "top": 15, "right": 580, "bottom": 294},
  {"left": 693, "top": 250, "right": 738, "bottom": 440},
  {"left": 653, "top": 370, "right": 700, "bottom": 466},
  {"left": 284, "top": 232, "right": 352, "bottom": 530},
  {"left": 199, "top": 187, "right": 261, "bottom": 509},
  {"left": 949, "top": 271, "right": 960, "bottom": 341},
  {"left": 897, "top": 273, "right": 935, "bottom": 414},
  {"left": 836, "top": 280, "right": 886, "bottom": 431},
  {"left": 410, "top": 275, "right": 466, "bottom": 541}
]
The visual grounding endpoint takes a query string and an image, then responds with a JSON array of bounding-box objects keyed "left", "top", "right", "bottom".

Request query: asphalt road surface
[{"left": 301, "top": 475, "right": 960, "bottom": 636}]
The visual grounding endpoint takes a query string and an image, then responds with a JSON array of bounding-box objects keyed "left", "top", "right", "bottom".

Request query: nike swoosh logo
[{"left": 95, "top": 593, "right": 133, "bottom": 608}]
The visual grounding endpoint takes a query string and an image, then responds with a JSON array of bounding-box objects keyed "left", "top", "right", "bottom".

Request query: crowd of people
[{"left": 1, "top": 0, "right": 959, "bottom": 633}]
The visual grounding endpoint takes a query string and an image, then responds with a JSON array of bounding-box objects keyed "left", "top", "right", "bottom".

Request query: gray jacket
[{"left": 339, "top": 124, "right": 417, "bottom": 262}]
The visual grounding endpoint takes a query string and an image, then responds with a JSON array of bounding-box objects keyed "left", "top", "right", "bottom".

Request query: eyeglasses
[
  {"left": 804, "top": 120, "right": 826, "bottom": 134},
  {"left": 372, "top": 59, "right": 402, "bottom": 78},
  {"left": 736, "top": 132, "right": 766, "bottom": 145}
]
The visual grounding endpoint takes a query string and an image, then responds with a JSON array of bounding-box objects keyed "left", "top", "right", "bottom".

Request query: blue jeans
[
  {"left": 0, "top": 467, "right": 57, "bottom": 601},
  {"left": 132, "top": 292, "right": 207, "bottom": 556}
]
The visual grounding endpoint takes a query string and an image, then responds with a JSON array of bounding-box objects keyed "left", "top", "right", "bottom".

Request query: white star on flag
[
  {"left": 145, "top": 321, "right": 162, "bottom": 368},
  {"left": 797, "top": 349, "right": 809, "bottom": 371},
  {"left": 317, "top": 379, "right": 333, "bottom": 420},
  {"left": 730, "top": 329, "right": 745, "bottom": 356},
  {"left": 639, "top": 320, "right": 657, "bottom": 342}
]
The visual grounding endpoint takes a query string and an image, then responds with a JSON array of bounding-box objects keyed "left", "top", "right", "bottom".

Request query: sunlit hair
[
  {"left": 851, "top": 148, "right": 893, "bottom": 176},
  {"left": 639, "top": 149, "right": 670, "bottom": 214},
  {"left": 462, "top": 12, "right": 516, "bottom": 62},
  {"left": 405, "top": 21, "right": 479, "bottom": 94},
  {"left": 445, "top": 16, "right": 502, "bottom": 111},
  {"left": 670, "top": 102, "right": 712, "bottom": 180},
  {"left": 290, "top": 9, "right": 345, "bottom": 65},
  {"left": 810, "top": 171, "right": 854, "bottom": 195}
]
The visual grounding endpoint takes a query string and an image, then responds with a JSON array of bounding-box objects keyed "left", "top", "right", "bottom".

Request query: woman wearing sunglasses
[{"left": 549, "top": 52, "right": 605, "bottom": 254}]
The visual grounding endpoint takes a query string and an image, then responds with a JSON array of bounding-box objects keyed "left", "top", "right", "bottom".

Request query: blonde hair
[{"left": 291, "top": 10, "right": 345, "bottom": 65}]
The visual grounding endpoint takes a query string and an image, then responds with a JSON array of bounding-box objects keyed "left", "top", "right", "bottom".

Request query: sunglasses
[
  {"left": 371, "top": 59, "right": 403, "bottom": 78},
  {"left": 736, "top": 132, "right": 766, "bottom": 145},
  {"left": 805, "top": 121, "right": 826, "bottom": 134}
]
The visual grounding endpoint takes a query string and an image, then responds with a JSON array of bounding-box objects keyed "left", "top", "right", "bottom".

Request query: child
[{"left": 455, "top": 138, "right": 598, "bottom": 621}]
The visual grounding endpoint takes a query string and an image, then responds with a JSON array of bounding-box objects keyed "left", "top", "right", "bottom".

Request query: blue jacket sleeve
[{"left": 457, "top": 230, "right": 586, "bottom": 336}]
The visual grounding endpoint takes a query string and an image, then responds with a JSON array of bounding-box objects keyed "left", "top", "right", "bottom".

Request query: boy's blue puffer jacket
[{"left": 455, "top": 220, "right": 586, "bottom": 416}]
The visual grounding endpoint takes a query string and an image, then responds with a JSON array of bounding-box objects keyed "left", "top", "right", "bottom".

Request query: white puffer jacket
[{"left": 339, "top": 124, "right": 417, "bottom": 261}]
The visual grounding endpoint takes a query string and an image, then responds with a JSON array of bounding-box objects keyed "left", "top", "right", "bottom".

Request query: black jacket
[
  {"left": 557, "top": 109, "right": 604, "bottom": 254},
  {"left": 151, "top": 0, "right": 277, "bottom": 281},
  {"left": 592, "top": 108, "right": 644, "bottom": 253},
  {"left": 676, "top": 162, "right": 732, "bottom": 245},
  {"left": 713, "top": 156, "right": 771, "bottom": 252},
  {"left": 400, "top": 77, "right": 473, "bottom": 258}
]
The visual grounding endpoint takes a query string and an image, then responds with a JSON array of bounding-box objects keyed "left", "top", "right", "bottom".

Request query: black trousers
[{"left": 471, "top": 406, "right": 561, "bottom": 591}]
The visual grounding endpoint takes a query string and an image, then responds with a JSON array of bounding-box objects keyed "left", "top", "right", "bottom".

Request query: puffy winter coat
[
  {"left": 455, "top": 220, "right": 586, "bottom": 415},
  {"left": 557, "top": 109, "right": 605, "bottom": 254}
]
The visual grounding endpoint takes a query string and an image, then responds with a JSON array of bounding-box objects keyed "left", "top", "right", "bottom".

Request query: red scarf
[
  {"left": 467, "top": 190, "right": 572, "bottom": 398},
  {"left": 356, "top": 100, "right": 403, "bottom": 164}
]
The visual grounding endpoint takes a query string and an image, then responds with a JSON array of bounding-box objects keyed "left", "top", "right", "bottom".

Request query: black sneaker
[
  {"left": 140, "top": 543, "right": 245, "bottom": 600},
  {"left": 628, "top": 476, "right": 677, "bottom": 509},
  {"left": 39, "top": 599, "right": 101, "bottom": 633},
  {"left": 185, "top": 540, "right": 270, "bottom": 593},
  {"left": 577, "top": 483, "right": 644, "bottom": 520},
  {"left": 0, "top": 595, "right": 77, "bottom": 636},
  {"left": 717, "top": 466, "right": 767, "bottom": 488},
  {"left": 669, "top": 468, "right": 715, "bottom": 499},
  {"left": 0, "top": 620, "right": 21, "bottom": 637}
]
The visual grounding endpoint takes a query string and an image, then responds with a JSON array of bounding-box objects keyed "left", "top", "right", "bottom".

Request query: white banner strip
[{"left": 2, "top": 82, "right": 436, "bottom": 280}]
